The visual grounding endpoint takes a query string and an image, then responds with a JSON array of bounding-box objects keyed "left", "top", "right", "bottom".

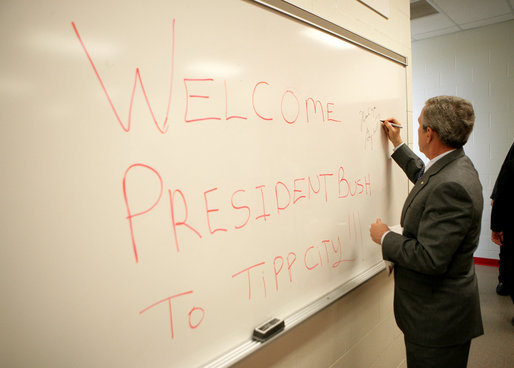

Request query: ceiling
[{"left": 410, "top": 0, "right": 514, "bottom": 41}]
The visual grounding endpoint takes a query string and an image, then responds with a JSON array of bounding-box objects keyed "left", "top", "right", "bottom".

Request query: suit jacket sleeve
[
  {"left": 491, "top": 142, "right": 514, "bottom": 200},
  {"left": 382, "top": 179, "right": 474, "bottom": 275},
  {"left": 491, "top": 160, "right": 514, "bottom": 232},
  {"left": 391, "top": 144, "right": 425, "bottom": 184}
]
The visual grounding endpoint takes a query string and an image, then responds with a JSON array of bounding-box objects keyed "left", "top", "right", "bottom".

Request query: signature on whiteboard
[{"left": 359, "top": 106, "right": 381, "bottom": 151}]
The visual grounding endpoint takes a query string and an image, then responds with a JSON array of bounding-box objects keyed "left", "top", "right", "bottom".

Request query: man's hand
[
  {"left": 370, "top": 218, "right": 390, "bottom": 245},
  {"left": 491, "top": 231, "right": 504, "bottom": 246},
  {"left": 381, "top": 118, "right": 403, "bottom": 148}
]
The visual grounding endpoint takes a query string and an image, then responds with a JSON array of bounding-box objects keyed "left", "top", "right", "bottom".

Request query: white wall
[
  {"left": 233, "top": 1, "right": 411, "bottom": 367},
  {"left": 411, "top": 20, "right": 514, "bottom": 260}
]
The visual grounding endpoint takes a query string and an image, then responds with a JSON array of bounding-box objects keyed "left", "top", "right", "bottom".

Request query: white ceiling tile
[
  {"left": 432, "top": 0, "right": 512, "bottom": 25},
  {"left": 412, "top": 25, "right": 461, "bottom": 40},
  {"left": 411, "top": 0, "right": 514, "bottom": 41},
  {"left": 460, "top": 13, "right": 514, "bottom": 29},
  {"left": 411, "top": 13, "right": 455, "bottom": 35}
]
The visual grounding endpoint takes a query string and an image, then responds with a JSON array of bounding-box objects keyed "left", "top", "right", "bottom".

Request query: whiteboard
[{"left": 0, "top": 0, "right": 408, "bottom": 367}]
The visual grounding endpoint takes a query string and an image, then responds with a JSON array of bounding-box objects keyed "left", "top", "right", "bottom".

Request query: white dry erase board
[{"left": 0, "top": 0, "right": 408, "bottom": 367}]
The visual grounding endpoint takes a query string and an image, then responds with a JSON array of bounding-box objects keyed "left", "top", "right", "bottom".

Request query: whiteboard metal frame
[
  {"left": 204, "top": 1, "right": 407, "bottom": 366},
  {"left": 250, "top": 0, "right": 407, "bottom": 66}
]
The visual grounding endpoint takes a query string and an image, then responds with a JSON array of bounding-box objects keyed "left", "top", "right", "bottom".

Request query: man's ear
[{"left": 426, "top": 127, "right": 434, "bottom": 143}]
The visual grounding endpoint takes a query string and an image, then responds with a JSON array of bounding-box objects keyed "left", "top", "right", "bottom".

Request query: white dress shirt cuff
[
  {"left": 380, "top": 230, "right": 391, "bottom": 245},
  {"left": 393, "top": 142, "right": 405, "bottom": 152}
]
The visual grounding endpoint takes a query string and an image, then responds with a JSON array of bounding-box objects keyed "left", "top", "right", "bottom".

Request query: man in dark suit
[
  {"left": 491, "top": 142, "right": 514, "bottom": 297},
  {"left": 490, "top": 142, "right": 514, "bottom": 320},
  {"left": 370, "top": 95, "right": 484, "bottom": 368}
]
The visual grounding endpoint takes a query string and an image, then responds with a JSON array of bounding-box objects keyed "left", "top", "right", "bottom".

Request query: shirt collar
[{"left": 425, "top": 149, "right": 455, "bottom": 172}]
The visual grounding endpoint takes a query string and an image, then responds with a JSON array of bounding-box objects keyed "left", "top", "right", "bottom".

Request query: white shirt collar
[{"left": 425, "top": 149, "right": 455, "bottom": 172}]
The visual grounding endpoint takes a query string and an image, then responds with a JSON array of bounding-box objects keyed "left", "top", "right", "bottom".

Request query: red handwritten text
[
  {"left": 73, "top": 21, "right": 343, "bottom": 132},
  {"left": 139, "top": 290, "right": 205, "bottom": 339},
  {"left": 232, "top": 233, "right": 357, "bottom": 300},
  {"left": 123, "top": 164, "right": 371, "bottom": 262}
]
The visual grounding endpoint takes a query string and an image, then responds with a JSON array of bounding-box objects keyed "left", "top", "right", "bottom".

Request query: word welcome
[{"left": 72, "top": 20, "right": 343, "bottom": 133}]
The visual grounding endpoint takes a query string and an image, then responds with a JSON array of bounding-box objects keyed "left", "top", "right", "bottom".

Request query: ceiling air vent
[{"left": 410, "top": 0, "right": 439, "bottom": 20}]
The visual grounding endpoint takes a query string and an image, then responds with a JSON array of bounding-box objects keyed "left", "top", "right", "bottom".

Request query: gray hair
[{"left": 422, "top": 95, "right": 475, "bottom": 148}]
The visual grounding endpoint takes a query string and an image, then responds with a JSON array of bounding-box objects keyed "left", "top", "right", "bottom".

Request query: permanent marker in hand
[{"left": 380, "top": 120, "right": 403, "bottom": 129}]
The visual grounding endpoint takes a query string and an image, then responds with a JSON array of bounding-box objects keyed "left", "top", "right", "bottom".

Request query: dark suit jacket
[
  {"left": 491, "top": 142, "right": 514, "bottom": 201},
  {"left": 491, "top": 159, "right": 514, "bottom": 235},
  {"left": 383, "top": 144, "right": 484, "bottom": 347}
]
